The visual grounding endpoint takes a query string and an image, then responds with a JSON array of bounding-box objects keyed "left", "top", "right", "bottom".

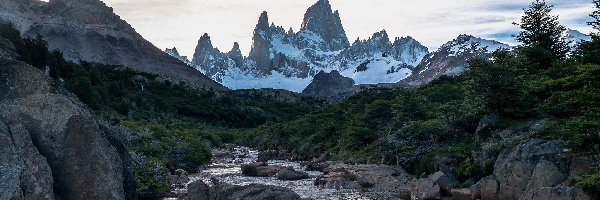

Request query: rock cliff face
[
  {"left": 0, "top": 37, "right": 135, "bottom": 199},
  {"left": 0, "top": 0, "right": 225, "bottom": 90},
  {"left": 298, "top": 0, "right": 349, "bottom": 51}
]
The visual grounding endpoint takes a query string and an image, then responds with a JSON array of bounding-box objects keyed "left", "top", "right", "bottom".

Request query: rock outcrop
[
  {"left": 0, "top": 0, "right": 225, "bottom": 90},
  {"left": 315, "top": 163, "right": 414, "bottom": 199},
  {"left": 452, "top": 139, "right": 593, "bottom": 200},
  {"left": 302, "top": 70, "right": 358, "bottom": 101},
  {"left": 0, "top": 37, "right": 135, "bottom": 199}
]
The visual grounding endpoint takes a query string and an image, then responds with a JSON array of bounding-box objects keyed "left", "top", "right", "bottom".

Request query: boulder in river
[
  {"left": 276, "top": 167, "right": 309, "bottom": 180},
  {"left": 241, "top": 162, "right": 285, "bottom": 177}
]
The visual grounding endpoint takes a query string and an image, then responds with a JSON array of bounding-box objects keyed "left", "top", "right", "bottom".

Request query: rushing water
[{"left": 186, "top": 146, "right": 369, "bottom": 200}]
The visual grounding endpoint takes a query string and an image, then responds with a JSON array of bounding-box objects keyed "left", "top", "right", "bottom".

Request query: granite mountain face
[
  {"left": 185, "top": 0, "right": 430, "bottom": 92},
  {"left": 0, "top": 0, "right": 226, "bottom": 90}
]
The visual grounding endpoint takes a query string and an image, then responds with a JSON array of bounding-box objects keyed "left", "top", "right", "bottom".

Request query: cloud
[{"left": 101, "top": 0, "right": 595, "bottom": 57}]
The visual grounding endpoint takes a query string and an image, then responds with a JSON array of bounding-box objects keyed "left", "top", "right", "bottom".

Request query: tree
[
  {"left": 589, "top": 0, "right": 600, "bottom": 32},
  {"left": 575, "top": 0, "right": 600, "bottom": 64},
  {"left": 515, "top": 0, "right": 569, "bottom": 61}
]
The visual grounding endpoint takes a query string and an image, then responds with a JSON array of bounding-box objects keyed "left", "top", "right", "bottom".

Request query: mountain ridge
[{"left": 0, "top": 0, "right": 226, "bottom": 91}]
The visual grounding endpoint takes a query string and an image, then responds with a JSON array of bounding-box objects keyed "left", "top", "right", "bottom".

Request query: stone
[
  {"left": 451, "top": 188, "right": 472, "bottom": 200},
  {"left": 428, "top": 171, "right": 459, "bottom": 196},
  {"left": 187, "top": 180, "right": 210, "bottom": 200},
  {"left": 525, "top": 160, "right": 566, "bottom": 192},
  {"left": 0, "top": 54, "right": 133, "bottom": 199},
  {"left": 479, "top": 176, "right": 499, "bottom": 200},
  {"left": 240, "top": 162, "right": 285, "bottom": 177},
  {"left": 0, "top": 121, "right": 54, "bottom": 200},
  {"left": 520, "top": 187, "right": 592, "bottom": 200},
  {"left": 305, "top": 161, "right": 331, "bottom": 172},
  {"left": 276, "top": 168, "right": 310, "bottom": 180},
  {"left": 493, "top": 139, "right": 568, "bottom": 200},
  {"left": 411, "top": 178, "right": 441, "bottom": 200}
]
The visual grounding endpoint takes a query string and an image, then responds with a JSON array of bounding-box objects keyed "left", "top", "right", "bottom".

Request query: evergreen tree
[
  {"left": 589, "top": 0, "right": 600, "bottom": 32},
  {"left": 515, "top": 0, "right": 569, "bottom": 61},
  {"left": 575, "top": 0, "right": 600, "bottom": 64}
]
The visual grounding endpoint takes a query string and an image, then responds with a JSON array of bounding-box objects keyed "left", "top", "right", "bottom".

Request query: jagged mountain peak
[
  {"left": 257, "top": 11, "right": 270, "bottom": 31},
  {"left": 230, "top": 42, "right": 241, "bottom": 52},
  {"left": 300, "top": 0, "right": 349, "bottom": 51},
  {"left": 197, "top": 33, "right": 214, "bottom": 49}
]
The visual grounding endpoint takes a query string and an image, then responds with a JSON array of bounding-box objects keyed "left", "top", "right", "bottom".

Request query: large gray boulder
[
  {"left": 460, "top": 139, "right": 594, "bottom": 200},
  {"left": 494, "top": 140, "right": 568, "bottom": 200},
  {"left": 520, "top": 187, "right": 592, "bottom": 200},
  {"left": 276, "top": 168, "right": 309, "bottom": 180},
  {"left": 0, "top": 44, "right": 134, "bottom": 199},
  {"left": 0, "top": 121, "right": 54, "bottom": 200}
]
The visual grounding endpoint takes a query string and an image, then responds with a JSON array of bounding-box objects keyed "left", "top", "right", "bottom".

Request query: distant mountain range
[
  {"left": 169, "top": 0, "right": 429, "bottom": 93},
  {"left": 166, "top": 0, "right": 593, "bottom": 97},
  {"left": 0, "top": 0, "right": 588, "bottom": 96}
]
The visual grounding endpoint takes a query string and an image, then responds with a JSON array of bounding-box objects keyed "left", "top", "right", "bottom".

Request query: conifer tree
[
  {"left": 515, "top": 0, "right": 569, "bottom": 61},
  {"left": 575, "top": 0, "right": 600, "bottom": 64}
]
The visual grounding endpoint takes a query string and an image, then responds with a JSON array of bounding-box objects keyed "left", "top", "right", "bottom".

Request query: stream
[{"left": 183, "top": 146, "right": 369, "bottom": 200}]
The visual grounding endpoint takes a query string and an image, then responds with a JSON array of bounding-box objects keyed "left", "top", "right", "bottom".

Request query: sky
[{"left": 101, "top": 0, "right": 596, "bottom": 57}]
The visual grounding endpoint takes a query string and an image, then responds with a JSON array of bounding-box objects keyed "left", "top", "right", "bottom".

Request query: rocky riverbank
[{"left": 166, "top": 138, "right": 595, "bottom": 200}]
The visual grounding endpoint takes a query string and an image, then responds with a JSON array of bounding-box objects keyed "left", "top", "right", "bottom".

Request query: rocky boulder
[
  {"left": 459, "top": 139, "right": 594, "bottom": 200},
  {"left": 0, "top": 43, "right": 134, "bottom": 199},
  {"left": 240, "top": 162, "right": 285, "bottom": 177},
  {"left": 276, "top": 168, "right": 309, "bottom": 181},
  {"left": 316, "top": 163, "right": 414, "bottom": 199},
  {"left": 520, "top": 187, "right": 592, "bottom": 200},
  {"left": 0, "top": 121, "right": 54, "bottom": 200},
  {"left": 411, "top": 178, "right": 441, "bottom": 200}
]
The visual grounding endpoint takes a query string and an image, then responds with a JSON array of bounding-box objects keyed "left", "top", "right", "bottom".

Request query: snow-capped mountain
[
  {"left": 176, "top": 0, "right": 429, "bottom": 92},
  {"left": 566, "top": 29, "right": 592, "bottom": 50},
  {"left": 402, "top": 34, "right": 511, "bottom": 86}
]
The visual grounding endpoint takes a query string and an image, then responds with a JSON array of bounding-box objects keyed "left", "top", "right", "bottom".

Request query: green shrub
[{"left": 577, "top": 166, "right": 600, "bottom": 198}]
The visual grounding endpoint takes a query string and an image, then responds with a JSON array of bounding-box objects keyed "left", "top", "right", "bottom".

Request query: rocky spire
[
  {"left": 249, "top": 11, "right": 274, "bottom": 71},
  {"left": 256, "top": 11, "right": 270, "bottom": 33},
  {"left": 287, "top": 27, "right": 295, "bottom": 37},
  {"left": 192, "top": 33, "right": 221, "bottom": 67},
  {"left": 227, "top": 42, "right": 244, "bottom": 65},
  {"left": 300, "top": 0, "right": 349, "bottom": 51}
]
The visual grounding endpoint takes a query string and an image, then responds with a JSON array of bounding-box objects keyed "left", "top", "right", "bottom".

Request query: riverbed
[{"left": 186, "top": 146, "right": 369, "bottom": 200}]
